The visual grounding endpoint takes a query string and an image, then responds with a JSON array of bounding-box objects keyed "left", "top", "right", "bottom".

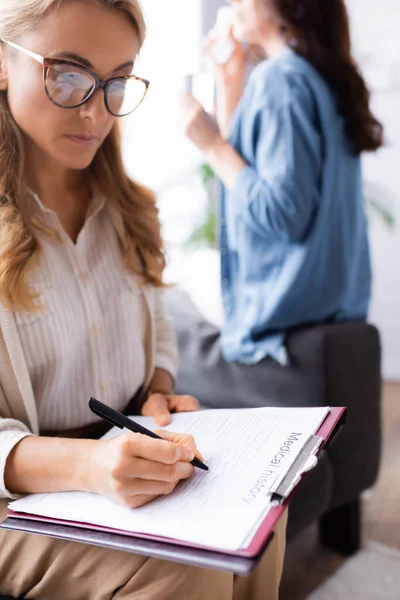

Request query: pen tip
[{"left": 193, "top": 458, "right": 209, "bottom": 471}]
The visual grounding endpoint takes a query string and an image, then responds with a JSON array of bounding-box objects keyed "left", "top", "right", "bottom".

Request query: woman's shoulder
[{"left": 248, "top": 48, "right": 331, "bottom": 111}]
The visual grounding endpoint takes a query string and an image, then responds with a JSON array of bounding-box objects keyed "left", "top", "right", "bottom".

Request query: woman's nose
[{"left": 79, "top": 88, "right": 110, "bottom": 124}]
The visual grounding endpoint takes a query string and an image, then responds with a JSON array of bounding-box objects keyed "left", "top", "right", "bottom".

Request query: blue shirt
[{"left": 220, "top": 47, "right": 371, "bottom": 365}]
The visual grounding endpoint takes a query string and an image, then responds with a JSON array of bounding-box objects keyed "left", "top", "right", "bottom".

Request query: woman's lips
[{"left": 65, "top": 134, "right": 99, "bottom": 146}]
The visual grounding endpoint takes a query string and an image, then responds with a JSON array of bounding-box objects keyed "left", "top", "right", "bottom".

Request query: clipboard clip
[{"left": 269, "top": 435, "right": 322, "bottom": 506}]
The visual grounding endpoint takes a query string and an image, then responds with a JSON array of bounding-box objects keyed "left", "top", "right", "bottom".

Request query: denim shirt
[{"left": 220, "top": 47, "right": 371, "bottom": 365}]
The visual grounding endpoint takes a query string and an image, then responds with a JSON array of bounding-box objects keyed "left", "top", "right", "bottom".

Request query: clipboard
[{"left": 1, "top": 407, "right": 347, "bottom": 575}]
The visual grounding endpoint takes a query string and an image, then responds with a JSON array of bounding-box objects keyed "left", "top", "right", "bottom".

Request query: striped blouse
[{"left": 0, "top": 190, "right": 178, "bottom": 496}]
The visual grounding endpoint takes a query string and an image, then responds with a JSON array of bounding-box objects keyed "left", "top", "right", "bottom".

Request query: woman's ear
[{"left": 0, "top": 49, "right": 8, "bottom": 90}]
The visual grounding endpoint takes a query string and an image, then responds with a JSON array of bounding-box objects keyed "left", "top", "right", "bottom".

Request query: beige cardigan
[{"left": 0, "top": 285, "right": 178, "bottom": 486}]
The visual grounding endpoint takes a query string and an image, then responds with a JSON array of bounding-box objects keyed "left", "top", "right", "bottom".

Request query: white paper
[{"left": 9, "top": 406, "right": 329, "bottom": 551}]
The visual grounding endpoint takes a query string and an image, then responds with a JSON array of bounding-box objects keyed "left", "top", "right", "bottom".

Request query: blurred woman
[{"left": 175, "top": 0, "right": 383, "bottom": 401}]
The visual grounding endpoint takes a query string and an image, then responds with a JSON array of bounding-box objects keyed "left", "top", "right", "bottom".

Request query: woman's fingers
[
  {"left": 155, "top": 429, "right": 196, "bottom": 450},
  {"left": 141, "top": 392, "right": 172, "bottom": 426},
  {"left": 115, "top": 477, "right": 180, "bottom": 501},
  {"left": 118, "top": 432, "right": 194, "bottom": 465},
  {"left": 204, "top": 26, "right": 243, "bottom": 67},
  {"left": 121, "top": 494, "right": 159, "bottom": 509},
  {"left": 156, "top": 429, "right": 205, "bottom": 463},
  {"left": 204, "top": 28, "right": 219, "bottom": 48},
  {"left": 122, "top": 455, "right": 194, "bottom": 483},
  {"left": 93, "top": 431, "right": 198, "bottom": 508},
  {"left": 168, "top": 394, "right": 200, "bottom": 414}
]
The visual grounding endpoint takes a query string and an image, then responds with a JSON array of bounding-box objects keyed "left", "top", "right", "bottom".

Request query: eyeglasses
[{"left": 1, "top": 39, "right": 150, "bottom": 117}]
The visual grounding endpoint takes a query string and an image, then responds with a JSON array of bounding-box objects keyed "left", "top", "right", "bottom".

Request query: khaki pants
[{"left": 0, "top": 500, "right": 287, "bottom": 600}]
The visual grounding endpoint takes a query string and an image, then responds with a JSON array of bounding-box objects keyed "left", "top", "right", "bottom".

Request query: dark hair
[{"left": 270, "top": 0, "right": 383, "bottom": 155}]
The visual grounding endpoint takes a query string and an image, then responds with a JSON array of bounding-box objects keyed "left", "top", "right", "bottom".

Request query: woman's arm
[
  {"left": 4, "top": 430, "right": 199, "bottom": 508},
  {"left": 4, "top": 435, "right": 95, "bottom": 495},
  {"left": 183, "top": 71, "right": 322, "bottom": 242},
  {"left": 149, "top": 367, "right": 175, "bottom": 396},
  {"left": 140, "top": 289, "right": 200, "bottom": 426},
  {"left": 215, "top": 80, "right": 244, "bottom": 139},
  {"left": 180, "top": 94, "right": 246, "bottom": 190},
  {"left": 0, "top": 422, "right": 36, "bottom": 499},
  {"left": 204, "top": 137, "right": 247, "bottom": 190},
  {"left": 152, "top": 288, "right": 179, "bottom": 382}
]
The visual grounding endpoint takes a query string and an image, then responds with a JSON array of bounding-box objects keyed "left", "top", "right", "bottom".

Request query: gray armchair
[{"left": 164, "top": 288, "right": 382, "bottom": 554}]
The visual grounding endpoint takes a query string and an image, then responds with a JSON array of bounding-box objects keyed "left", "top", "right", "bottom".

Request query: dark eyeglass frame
[{"left": 0, "top": 38, "right": 150, "bottom": 117}]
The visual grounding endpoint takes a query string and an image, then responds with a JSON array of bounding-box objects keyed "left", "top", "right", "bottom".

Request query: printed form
[{"left": 10, "top": 406, "right": 329, "bottom": 551}]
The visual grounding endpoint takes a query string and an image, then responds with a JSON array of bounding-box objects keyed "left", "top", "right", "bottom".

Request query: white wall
[
  {"left": 366, "top": 93, "right": 400, "bottom": 380},
  {"left": 123, "top": 0, "right": 210, "bottom": 269},
  {"left": 123, "top": 0, "right": 203, "bottom": 188},
  {"left": 346, "top": 0, "right": 400, "bottom": 379}
]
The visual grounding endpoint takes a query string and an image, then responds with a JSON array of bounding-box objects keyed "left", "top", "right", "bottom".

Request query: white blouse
[{"left": 0, "top": 191, "right": 177, "bottom": 496}]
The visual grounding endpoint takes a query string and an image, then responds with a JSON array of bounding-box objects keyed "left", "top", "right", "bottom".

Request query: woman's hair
[
  {"left": 268, "top": 0, "right": 383, "bottom": 155},
  {"left": 0, "top": 0, "right": 166, "bottom": 312}
]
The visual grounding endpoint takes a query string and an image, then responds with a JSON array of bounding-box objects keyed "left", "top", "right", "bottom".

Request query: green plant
[
  {"left": 364, "top": 181, "right": 396, "bottom": 230},
  {"left": 185, "top": 163, "right": 219, "bottom": 249}
]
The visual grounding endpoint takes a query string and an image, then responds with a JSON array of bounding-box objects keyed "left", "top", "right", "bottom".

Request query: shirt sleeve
[
  {"left": 153, "top": 289, "right": 179, "bottom": 381},
  {"left": 0, "top": 421, "right": 35, "bottom": 499},
  {"left": 229, "top": 70, "right": 323, "bottom": 242}
]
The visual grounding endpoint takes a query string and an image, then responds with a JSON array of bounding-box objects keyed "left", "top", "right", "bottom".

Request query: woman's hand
[
  {"left": 180, "top": 92, "right": 246, "bottom": 188},
  {"left": 89, "top": 430, "right": 202, "bottom": 508},
  {"left": 141, "top": 392, "right": 200, "bottom": 426},
  {"left": 203, "top": 28, "right": 246, "bottom": 138},
  {"left": 205, "top": 26, "right": 246, "bottom": 90},
  {"left": 180, "top": 93, "right": 225, "bottom": 155}
]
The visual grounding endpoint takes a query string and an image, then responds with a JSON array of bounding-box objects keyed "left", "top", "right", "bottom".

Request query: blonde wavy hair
[{"left": 0, "top": 0, "right": 167, "bottom": 312}]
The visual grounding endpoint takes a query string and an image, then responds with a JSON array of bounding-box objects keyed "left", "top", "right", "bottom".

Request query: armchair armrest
[{"left": 288, "top": 323, "right": 382, "bottom": 508}]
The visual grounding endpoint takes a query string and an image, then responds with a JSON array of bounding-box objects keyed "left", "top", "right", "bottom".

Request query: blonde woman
[{"left": 0, "top": 1, "right": 287, "bottom": 598}]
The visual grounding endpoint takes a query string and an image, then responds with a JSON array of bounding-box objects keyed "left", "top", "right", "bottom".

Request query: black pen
[{"left": 89, "top": 398, "right": 209, "bottom": 471}]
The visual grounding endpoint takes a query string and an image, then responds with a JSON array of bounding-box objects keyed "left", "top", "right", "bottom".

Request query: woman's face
[
  {"left": 229, "top": 0, "right": 279, "bottom": 44},
  {"left": 2, "top": 0, "right": 140, "bottom": 171}
]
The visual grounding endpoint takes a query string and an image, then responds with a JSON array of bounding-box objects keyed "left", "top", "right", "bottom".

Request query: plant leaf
[{"left": 200, "top": 163, "right": 216, "bottom": 185}]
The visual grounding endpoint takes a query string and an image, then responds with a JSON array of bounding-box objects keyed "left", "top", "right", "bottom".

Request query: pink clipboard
[{"left": 2, "top": 407, "right": 347, "bottom": 574}]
